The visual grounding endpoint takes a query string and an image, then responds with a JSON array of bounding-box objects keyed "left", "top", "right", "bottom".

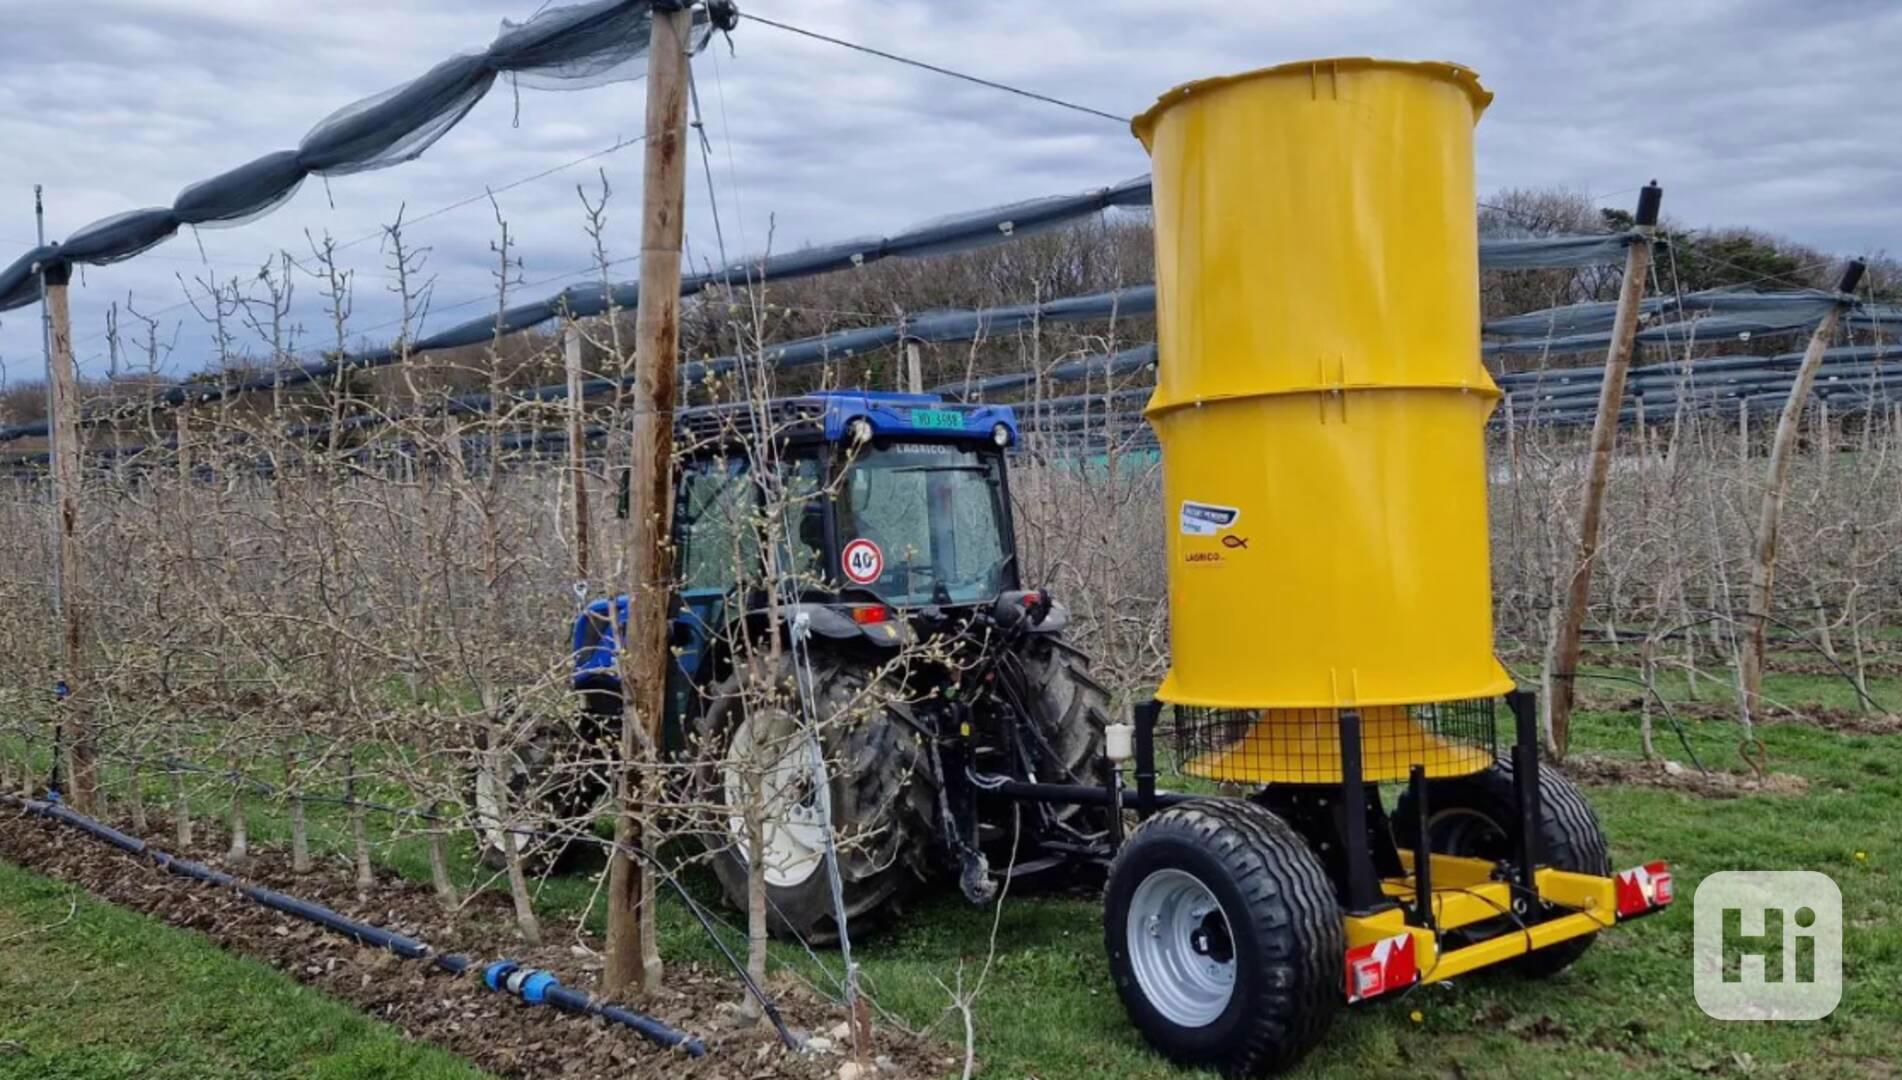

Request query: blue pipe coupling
[{"left": 483, "top": 961, "right": 559, "bottom": 1005}]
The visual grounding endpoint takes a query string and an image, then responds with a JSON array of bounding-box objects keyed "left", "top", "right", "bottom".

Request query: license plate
[{"left": 909, "top": 408, "right": 964, "bottom": 430}]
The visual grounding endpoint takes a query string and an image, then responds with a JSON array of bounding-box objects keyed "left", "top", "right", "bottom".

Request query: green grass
[
  {"left": 609, "top": 659, "right": 1902, "bottom": 1077},
  {"left": 784, "top": 660, "right": 1902, "bottom": 1078},
  {"left": 766, "top": 720, "right": 1901, "bottom": 1079},
  {"left": 7, "top": 652, "right": 1901, "bottom": 1077},
  {"left": 0, "top": 860, "right": 489, "bottom": 1080}
]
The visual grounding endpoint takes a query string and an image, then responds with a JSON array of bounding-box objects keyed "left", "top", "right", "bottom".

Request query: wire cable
[
  {"left": 740, "top": 11, "right": 1127, "bottom": 125},
  {"left": 333, "top": 133, "right": 651, "bottom": 253}
]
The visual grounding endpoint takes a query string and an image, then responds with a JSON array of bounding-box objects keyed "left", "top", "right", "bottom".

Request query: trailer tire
[
  {"left": 1392, "top": 756, "right": 1610, "bottom": 977},
  {"left": 692, "top": 655, "right": 936, "bottom": 945},
  {"left": 1105, "top": 800, "right": 1342, "bottom": 1076}
]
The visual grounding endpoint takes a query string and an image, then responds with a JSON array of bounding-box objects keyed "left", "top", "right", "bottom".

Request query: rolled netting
[{"left": 0, "top": 0, "right": 707, "bottom": 311}]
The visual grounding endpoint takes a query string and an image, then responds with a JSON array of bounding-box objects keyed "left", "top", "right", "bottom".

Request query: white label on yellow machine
[{"left": 1179, "top": 500, "right": 1240, "bottom": 536}]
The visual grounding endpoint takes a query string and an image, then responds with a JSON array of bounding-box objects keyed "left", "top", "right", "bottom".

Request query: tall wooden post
[
  {"left": 1544, "top": 183, "right": 1661, "bottom": 758},
  {"left": 904, "top": 340, "right": 924, "bottom": 394},
  {"left": 1738, "top": 260, "right": 1865, "bottom": 725},
  {"left": 40, "top": 260, "right": 97, "bottom": 810},
  {"left": 604, "top": 1, "right": 693, "bottom": 997},
  {"left": 564, "top": 319, "right": 592, "bottom": 583}
]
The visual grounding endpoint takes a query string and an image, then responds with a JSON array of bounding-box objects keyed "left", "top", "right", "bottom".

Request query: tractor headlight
[{"left": 991, "top": 423, "right": 1011, "bottom": 447}]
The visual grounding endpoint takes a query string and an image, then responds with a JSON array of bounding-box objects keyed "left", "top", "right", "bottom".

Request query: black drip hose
[{"left": 6, "top": 795, "right": 705, "bottom": 1057}]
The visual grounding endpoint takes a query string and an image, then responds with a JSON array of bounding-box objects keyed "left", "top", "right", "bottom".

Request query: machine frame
[{"left": 973, "top": 688, "right": 1673, "bottom": 1005}]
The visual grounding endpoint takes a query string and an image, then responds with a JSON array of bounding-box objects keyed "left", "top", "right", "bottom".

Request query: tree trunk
[
  {"left": 225, "top": 751, "right": 249, "bottom": 866},
  {"left": 566, "top": 319, "right": 592, "bottom": 584},
  {"left": 428, "top": 818, "right": 459, "bottom": 912},
  {"left": 285, "top": 741, "right": 311, "bottom": 873},
  {"left": 127, "top": 760, "right": 147, "bottom": 832},
  {"left": 346, "top": 755, "right": 374, "bottom": 892},
  {"left": 172, "top": 766, "right": 193, "bottom": 848}
]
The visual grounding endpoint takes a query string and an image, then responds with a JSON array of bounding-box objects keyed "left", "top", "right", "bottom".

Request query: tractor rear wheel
[
  {"left": 1105, "top": 800, "right": 1342, "bottom": 1076},
  {"left": 693, "top": 655, "right": 936, "bottom": 945},
  {"left": 473, "top": 707, "right": 612, "bottom": 874},
  {"left": 1392, "top": 756, "right": 1610, "bottom": 977},
  {"left": 1017, "top": 637, "right": 1113, "bottom": 819}
]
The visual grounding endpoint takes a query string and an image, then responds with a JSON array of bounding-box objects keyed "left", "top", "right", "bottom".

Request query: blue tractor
[{"left": 532, "top": 391, "right": 1113, "bottom": 941}]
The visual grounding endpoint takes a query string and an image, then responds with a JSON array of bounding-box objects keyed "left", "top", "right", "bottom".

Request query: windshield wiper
[{"left": 887, "top": 464, "right": 988, "bottom": 474}]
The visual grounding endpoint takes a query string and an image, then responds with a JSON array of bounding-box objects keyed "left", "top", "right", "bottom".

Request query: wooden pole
[
  {"left": 604, "top": 1, "right": 693, "bottom": 998},
  {"left": 1738, "top": 260, "right": 1865, "bottom": 725},
  {"left": 904, "top": 340, "right": 924, "bottom": 394},
  {"left": 564, "top": 319, "right": 592, "bottom": 583},
  {"left": 1544, "top": 183, "right": 1661, "bottom": 758},
  {"left": 40, "top": 260, "right": 97, "bottom": 810}
]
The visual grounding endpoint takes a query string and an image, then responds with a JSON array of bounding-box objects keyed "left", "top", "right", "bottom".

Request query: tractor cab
[{"left": 571, "top": 391, "right": 1025, "bottom": 738}]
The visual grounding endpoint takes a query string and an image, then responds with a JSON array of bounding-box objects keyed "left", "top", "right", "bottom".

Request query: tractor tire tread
[{"left": 698, "top": 656, "right": 936, "bottom": 946}]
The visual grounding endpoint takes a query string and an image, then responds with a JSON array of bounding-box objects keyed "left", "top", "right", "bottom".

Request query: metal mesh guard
[{"left": 1171, "top": 699, "right": 1499, "bottom": 785}]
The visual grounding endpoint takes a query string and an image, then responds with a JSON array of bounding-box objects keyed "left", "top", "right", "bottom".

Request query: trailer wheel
[
  {"left": 692, "top": 656, "right": 936, "bottom": 945},
  {"left": 1105, "top": 800, "right": 1341, "bottom": 1076},
  {"left": 1393, "top": 756, "right": 1610, "bottom": 977}
]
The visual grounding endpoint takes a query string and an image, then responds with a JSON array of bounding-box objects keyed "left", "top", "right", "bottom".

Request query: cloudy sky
[{"left": 1, "top": 0, "right": 1898, "bottom": 381}]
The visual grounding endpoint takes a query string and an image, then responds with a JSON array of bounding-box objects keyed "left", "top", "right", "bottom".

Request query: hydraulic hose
[{"left": 5, "top": 795, "right": 703, "bottom": 1057}]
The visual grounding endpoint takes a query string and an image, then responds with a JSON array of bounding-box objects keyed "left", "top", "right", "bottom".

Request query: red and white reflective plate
[
  {"left": 1344, "top": 931, "right": 1418, "bottom": 1003},
  {"left": 1615, "top": 860, "right": 1674, "bottom": 917},
  {"left": 841, "top": 538, "right": 884, "bottom": 585}
]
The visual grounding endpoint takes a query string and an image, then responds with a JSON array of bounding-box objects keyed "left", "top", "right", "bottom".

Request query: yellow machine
[
  {"left": 1097, "top": 59, "right": 1672, "bottom": 1077},
  {"left": 1138, "top": 57, "right": 1509, "bottom": 775}
]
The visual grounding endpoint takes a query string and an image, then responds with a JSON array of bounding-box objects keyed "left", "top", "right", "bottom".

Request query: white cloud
[{"left": 2, "top": 0, "right": 1898, "bottom": 380}]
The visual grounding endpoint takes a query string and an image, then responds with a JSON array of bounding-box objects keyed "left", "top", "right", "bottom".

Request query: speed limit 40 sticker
[{"left": 841, "top": 538, "right": 884, "bottom": 584}]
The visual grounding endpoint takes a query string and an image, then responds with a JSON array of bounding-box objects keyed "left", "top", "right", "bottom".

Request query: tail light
[
  {"left": 850, "top": 605, "right": 890, "bottom": 625},
  {"left": 1344, "top": 932, "right": 1417, "bottom": 1003},
  {"left": 1615, "top": 861, "right": 1673, "bottom": 917}
]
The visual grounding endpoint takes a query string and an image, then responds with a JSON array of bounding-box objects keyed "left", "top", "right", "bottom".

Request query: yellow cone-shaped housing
[{"left": 1136, "top": 58, "right": 1513, "bottom": 720}]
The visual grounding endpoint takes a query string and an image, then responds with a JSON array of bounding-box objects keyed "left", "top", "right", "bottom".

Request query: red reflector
[
  {"left": 1615, "top": 860, "right": 1672, "bottom": 917},
  {"left": 1351, "top": 958, "right": 1383, "bottom": 998},
  {"left": 851, "top": 605, "right": 889, "bottom": 625},
  {"left": 1343, "top": 932, "right": 1417, "bottom": 1003}
]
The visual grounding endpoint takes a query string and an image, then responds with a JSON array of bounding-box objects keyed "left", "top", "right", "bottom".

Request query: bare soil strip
[
  {"left": 0, "top": 807, "right": 940, "bottom": 1079},
  {"left": 1562, "top": 753, "right": 1810, "bottom": 799}
]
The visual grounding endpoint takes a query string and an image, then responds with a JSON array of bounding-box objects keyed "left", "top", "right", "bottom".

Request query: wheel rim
[
  {"left": 472, "top": 763, "right": 508, "bottom": 853},
  {"left": 1126, "top": 868, "right": 1237, "bottom": 1028},
  {"left": 1428, "top": 807, "right": 1510, "bottom": 859},
  {"left": 473, "top": 748, "right": 549, "bottom": 859},
  {"left": 723, "top": 711, "right": 828, "bottom": 889}
]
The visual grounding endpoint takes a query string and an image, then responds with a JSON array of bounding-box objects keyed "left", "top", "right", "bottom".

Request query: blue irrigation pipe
[
  {"left": 53, "top": 745, "right": 796, "bottom": 1048},
  {"left": 6, "top": 794, "right": 706, "bottom": 1057}
]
